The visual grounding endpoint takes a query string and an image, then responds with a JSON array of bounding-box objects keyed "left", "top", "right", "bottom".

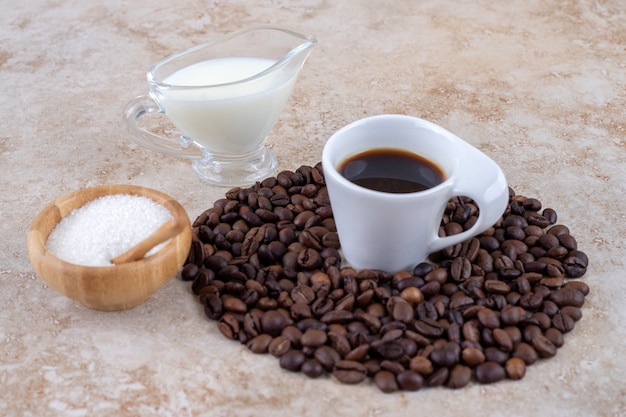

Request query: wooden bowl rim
[{"left": 27, "top": 184, "right": 191, "bottom": 273}]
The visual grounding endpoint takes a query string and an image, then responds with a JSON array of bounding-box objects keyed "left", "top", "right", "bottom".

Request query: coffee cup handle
[
  {"left": 122, "top": 94, "right": 205, "bottom": 160},
  {"left": 428, "top": 146, "right": 509, "bottom": 253}
]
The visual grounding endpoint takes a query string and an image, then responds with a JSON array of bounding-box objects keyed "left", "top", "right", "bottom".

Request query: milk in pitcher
[{"left": 159, "top": 57, "right": 297, "bottom": 154}]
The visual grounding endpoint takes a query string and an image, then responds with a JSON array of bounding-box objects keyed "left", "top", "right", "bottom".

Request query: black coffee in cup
[{"left": 337, "top": 148, "right": 446, "bottom": 193}]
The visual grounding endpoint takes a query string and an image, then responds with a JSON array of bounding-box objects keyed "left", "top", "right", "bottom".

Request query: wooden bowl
[{"left": 26, "top": 185, "right": 192, "bottom": 311}]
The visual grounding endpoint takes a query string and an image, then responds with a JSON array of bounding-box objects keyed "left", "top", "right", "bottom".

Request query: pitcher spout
[
  {"left": 277, "top": 27, "right": 317, "bottom": 72},
  {"left": 235, "top": 25, "right": 317, "bottom": 86}
]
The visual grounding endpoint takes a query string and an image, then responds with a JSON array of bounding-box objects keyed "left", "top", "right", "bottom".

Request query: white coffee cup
[{"left": 322, "top": 114, "right": 509, "bottom": 273}]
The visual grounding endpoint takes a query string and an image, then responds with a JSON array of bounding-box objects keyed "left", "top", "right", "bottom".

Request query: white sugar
[{"left": 46, "top": 194, "right": 173, "bottom": 267}]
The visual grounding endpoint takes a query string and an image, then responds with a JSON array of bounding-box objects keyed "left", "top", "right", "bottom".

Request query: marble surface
[{"left": 1, "top": 0, "right": 625, "bottom": 415}]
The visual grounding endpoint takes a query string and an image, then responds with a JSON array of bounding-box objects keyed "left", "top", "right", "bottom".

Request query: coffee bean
[
  {"left": 546, "top": 263, "right": 565, "bottom": 278},
  {"left": 462, "top": 347, "right": 485, "bottom": 366},
  {"left": 203, "top": 294, "right": 223, "bottom": 320},
  {"left": 426, "top": 367, "right": 449, "bottom": 387},
  {"left": 242, "top": 309, "right": 262, "bottom": 336},
  {"left": 462, "top": 320, "right": 481, "bottom": 344},
  {"left": 484, "top": 279, "right": 511, "bottom": 294},
  {"left": 512, "top": 342, "right": 538, "bottom": 365},
  {"left": 525, "top": 211, "right": 550, "bottom": 228},
  {"left": 542, "top": 208, "right": 557, "bottom": 224},
  {"left": 299, "top": 228, "right": 322, "bottom": 250},
  {"left": 446, "top": 222, "right": 463, "bottom": 236},
  {"left": 477, "top": 308, "right": 500, "bottom": 329},
  {"left": 181, "top": 263, "right": 200, "bottom": 281},
  {"left": 419, "top": 281, "right": 441, "bottom": 299},
  {"left": 269, "top": 336, "right": 292, "bottom": 357},
  {"left": 314, "top": 345, "right": 341, "bottom": 371},
  {"left": 561, "top": 306, "right": 582, "bottom": 321},
  {"left": 396, "top": 371, "right": 424, "bottom": 391},
  {"left": 301, "top": 359, "right": 325, "bottom": 378},
  {"left": 333, "top": 360, "right": 368, "bottom": 384},
  {"left": 293, "top": 211, "right": 315, "bottom": 229},
  {"left": 413, "top": 262, "right": 433, "bottom": 277},
  {"left": 399, "top": 287, "right": 424, "bottom": 305},
  {"left": 474, "top": 249, "right": 495, "bottom": 272},
  {"left": 409, "top": 356, "right": 434, "bottom": 376},
  {"left": 430, "top": 341, "right": 461, "bottom": 367},
  {"left": 279, "top": 349, "right": 306, "bottom": 372},
  {"left": 296, "top": 318, "right": 326, "bottom": 332},
  {"left": 291, "top": 284, "right": 315, "bottom": 304},
  {"left": 552, "top": 312, "right": 575, "bottom": 333},
  {"left": 550, "top": 286, "right": 585, "bottom": 308},
  {"left": 447, "top": 322, "right": 461, "bottom": 343},
  {"left": 503, "top": 214, "right": 528, "bottom": 229},
  {"left": 246, "top": 334, "right": 273, "bottom": 354},
  {"left": 321, "top": 310, "right": 354, "bottom": 324},
  {"left": 537, "top": 234, "right": 560, "bottom": 250},
  {"left": 541, "top": 299, "right": 559, "bottom": 316},
  {"left": 261, "top": 310, "right": 290, "bottom": 337},
  {"left": 500, "top": 305, "right": 526, "bottom": 326},
  {"left": 547, "top": 246, "right": 568, "bottom": 259},
  {"left": 339, "top": 342, "right": 365, "bottom": 361},
  {"left": 524, "top": 261, "right": 548, "bottom": 276},
  {"left": 371, "top": 340, "right": 405, "bottom": 360},
  {"left": 446, "top": 364, "right": 472, "bottom": 389},
  {"left": 328, "top": 331, "right": 352, "bottom": 357},
  {"left": 547, "top": 224, "right": 569, "bottom": 236},
  {"left": 425, "top": 268, "right": 448, "bottom": 285},
  {"left": 301, "top": 329, "right": 328, "bottom": 347},
  {"left": 217, "top": 313, "right": 240, "bottom": 340},
  {"left": 449, "top": 291, "right": 473, "bottom": 311},
  {"left": 563, "top": 253, "right": 588, "bottom": 278},
  {"left": 394, "top": 275, "right": 424, "bottom": 292},
  {"left": 475, "top": 361, "right": 506, "bottom": 384},
  {"left": 545, "top": 327, "right": 565, "bottom": 347},
  {"left": 414, "top": 319, "right": 444, "bottom": 338},
  {"left": 281, "top": 325, "right": 303, "bottom": 347},
  {"left": 565, "top": 281, "right": 589, "bottom": 295},
  {"left": 505, "top": 291, "right": 522, "bottom": 306},
  {"left": 192, "top": 269, "right": 216, "bottom": 295},
  {"left": 501, "top": 239, "right": 528, "bottom": 258},
  {"left": 450, "top": 257, "right": 471, "bottom": 282},
  {"left": 311, "top": 297, "right": 334, "bottom": 317},
  {"left": 484, "top": 346, "right": 509, "bottom": 365},
  {"left": 505, "top": 357, "right": 526, "bottom": 380},
  {"left": 223, "top": 296, "right": 247, "bottom": 314},
  {"left": 391, "top": 299, "right": 415, "bottom": 323},
  {"left": 297, "top": 248, "right": 323, "bottom": 269},
  {"left": 527, "top": 312, "right": 551, "bottom": 331},
  {"left": 380, "top": 359, "right": 408, "bottom": 376},
  {"left": 519, "top": 292, "right": 544, "bottom": 310},
  {"left": 374, "top": 370, "right": 399, "bottom": 393},
  {"left": 493, "top": 328, "right": 513, "bottom": 352},
  {"left": 398, "top": 337, "right": 418, "bottom": 357},
  {"left": 531, "top": 333, "right": 557, "bottom": 358},
  {"left": 506, "top": 226, "right": 526, "bottom": 241},
  {"left": 521, "top": 198, "right": 541, "bottom": 211}
]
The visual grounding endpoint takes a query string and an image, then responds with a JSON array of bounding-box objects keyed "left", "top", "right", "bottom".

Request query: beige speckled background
[{"left": 1, "top": 0, "right": 625, "bottom": 416}]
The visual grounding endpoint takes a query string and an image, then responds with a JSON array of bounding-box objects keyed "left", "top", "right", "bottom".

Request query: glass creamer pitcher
[{"left": 123, "top": 26, "right": 317, "bottom": 186}]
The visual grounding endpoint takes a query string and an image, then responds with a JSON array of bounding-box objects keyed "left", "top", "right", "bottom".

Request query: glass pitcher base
[{"left": 192, "top": 147, "right": 277, "bottom": 187}]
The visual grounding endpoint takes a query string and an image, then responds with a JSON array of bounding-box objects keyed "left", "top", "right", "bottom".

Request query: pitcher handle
[
  {"left": 428, "top": 143, "right": 509, "bottom": 253},
  {"left": 122, "top": 94, "right": 205, "bottom": 160}
]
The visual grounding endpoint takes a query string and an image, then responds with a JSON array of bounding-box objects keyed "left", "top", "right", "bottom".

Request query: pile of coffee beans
[{"left": 181, "top": 162, "right": 589, "bottom": 392}]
